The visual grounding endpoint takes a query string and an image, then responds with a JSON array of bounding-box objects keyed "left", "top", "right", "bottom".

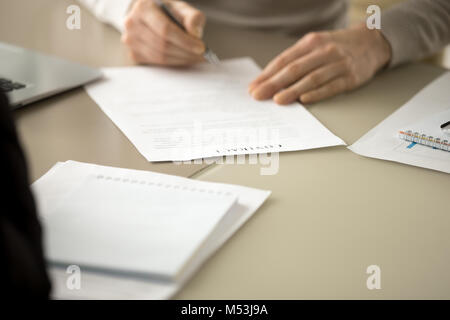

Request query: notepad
[
  {"left": 398, "top": 109, "right": 450, "bottom": 152},
  {"left": 32, "top": 161, "right": 270, "bottom": 299},
  {"left": 85, "top": 57, "right": 345, "bottom": 162}
]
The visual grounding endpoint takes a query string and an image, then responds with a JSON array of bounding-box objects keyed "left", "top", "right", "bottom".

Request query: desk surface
[
  {"left": 184, "top": 65, "right": 450, "bottom": 299},
  {"left": 3, "top": 0, "right": 450, "bottom": 299}
]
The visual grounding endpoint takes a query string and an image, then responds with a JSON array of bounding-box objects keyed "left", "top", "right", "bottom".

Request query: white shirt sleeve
[{"left": 77, "top": 0, "right": 134, "bottom": 32}]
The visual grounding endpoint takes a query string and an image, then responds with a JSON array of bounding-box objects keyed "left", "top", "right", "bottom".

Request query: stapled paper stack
[{"left": 32, "top": 160, "right": 270, "bottom": 299}]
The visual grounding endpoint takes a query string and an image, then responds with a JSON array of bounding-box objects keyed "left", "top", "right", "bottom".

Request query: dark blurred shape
[{"left": 0, "top": 92, "right": 51, "bottom": 299}]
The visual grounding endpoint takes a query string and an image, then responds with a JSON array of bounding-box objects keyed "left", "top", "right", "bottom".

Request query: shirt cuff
[
  {"left": 379, "top": 0, "right": 450, "bottom": 68},
  {"left": 379, "top": 7, "right": 417, "bottom": 68}
]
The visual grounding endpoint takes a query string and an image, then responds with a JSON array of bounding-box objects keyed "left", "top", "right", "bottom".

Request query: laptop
[{"left": 0, "top": 42, "right": 102, "bottom": 108}]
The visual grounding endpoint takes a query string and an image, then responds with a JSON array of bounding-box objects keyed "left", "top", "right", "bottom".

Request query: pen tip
[{"left": 204, "top": 49, "right": 220, "bottom": 65}]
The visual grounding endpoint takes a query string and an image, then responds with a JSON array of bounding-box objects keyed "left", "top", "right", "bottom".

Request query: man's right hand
[{"left": 122, "top": 0, "right": 206, "bottom": 66}]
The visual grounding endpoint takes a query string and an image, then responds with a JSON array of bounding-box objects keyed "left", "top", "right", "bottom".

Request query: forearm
[
  {"left": 77, "top": 0, "right": 134, "bottom": 32},
  {"left": 381, "top": 0, "right": 450, "bottom": 67}
]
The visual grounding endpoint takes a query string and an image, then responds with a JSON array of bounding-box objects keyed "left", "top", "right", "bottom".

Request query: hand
[
  {"left": 248, "top": 24, "right": 392, "bottom": 105},
  {"left": 122, "top": 0, "right": 206, "bottom": 66}
]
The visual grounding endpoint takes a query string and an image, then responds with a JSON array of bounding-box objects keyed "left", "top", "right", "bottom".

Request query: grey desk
[{"left": 2, "top": 0, "right": 449, "bottom": 299}]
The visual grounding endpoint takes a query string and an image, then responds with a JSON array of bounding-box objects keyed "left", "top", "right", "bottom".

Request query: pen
[
  {"left": 441, "top": 120, "right": 450, "bottom": 134},
  {"left": 155, "top": 0, "right": 220, "bottom": 64}
]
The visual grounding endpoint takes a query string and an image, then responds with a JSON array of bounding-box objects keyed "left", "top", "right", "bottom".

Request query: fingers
[
  {"left": 273, "top": 60, "right": 348, "bottom": 105},
  {"left": 248, "top": 32, "right": 327, "bottom": 91},
  {"left": 139, "top": 2, "right": 205, "bottom": 55},
  {"left": 250, "top": 44, "right": 342, "bottom": 101},
  {"left": 248, "top": 28, "right": 376, "bottom": 105},
  {"left": 168, "top": 0, "right": 206, "bottom": 38},
  {"left": 123, "top": 20, "right": 204, "bottom": 63},
  {"left": 129, "top": 38, "right": 203, "bottom": 66},
  {"left": 248, "top": 45, "right": 308, "bottom": 91},
  {"left": 122, "top": 22, "right": 204, "bottom": 66},
  {"left": 123, "top": 0, "right": 206, "bottom": 66},
  {"left": 300, "top": 77, "right": 349, "bottom": 104}
]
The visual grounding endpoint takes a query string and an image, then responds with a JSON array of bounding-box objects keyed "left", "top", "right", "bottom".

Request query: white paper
[
  {"left": 32, "top": 161, "right": 271, "bottom": 299},
  {"left": 400, "top": 108, "right": 450, "bottom": 143},
  {"left": 42, "top": 164, "right": 238, "bottom": 281},
  {"left": 349, "top": 72, "right": 450, "bottom": 173},
  {"left": 85, "top": 57, "right": 345, "bottom": 162}
]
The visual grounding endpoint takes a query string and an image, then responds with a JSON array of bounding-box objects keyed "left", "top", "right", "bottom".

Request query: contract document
[{"left": 85, "top": 57, "right": 345, "bottom": 161}]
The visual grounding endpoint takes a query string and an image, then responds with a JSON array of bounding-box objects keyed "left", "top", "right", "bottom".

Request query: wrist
[
  {"left": 372, "top": 29, "right": 392, "bottom": 70},
  {"left": 352, "top": 23, "right": 392, "bottom": 71},
  {"left": 364, "top": 24, "right": 392, "bottom": 71}
]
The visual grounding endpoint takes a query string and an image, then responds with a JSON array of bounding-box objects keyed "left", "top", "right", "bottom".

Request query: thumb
[{"left": 167, "top": 1, "right": 205, "bottom": 38}]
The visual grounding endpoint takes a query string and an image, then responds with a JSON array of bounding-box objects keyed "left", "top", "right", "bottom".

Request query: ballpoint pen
[
  {"left": 441, "top": 120, "right": 450, "bottom": 134},
  {"left": 155, "top": 0, "right": 220, "bottom": 64}
]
